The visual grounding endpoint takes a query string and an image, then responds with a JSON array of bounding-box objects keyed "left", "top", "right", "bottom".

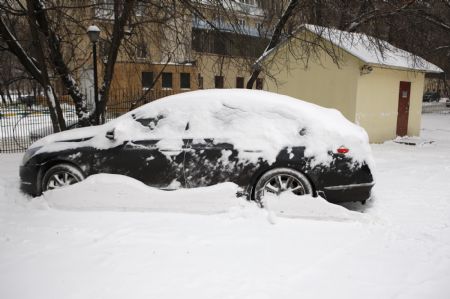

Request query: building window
[
  {"left": 236, "top": 77, "right": 244, "bottom": 88},
  {"left": 236, "top": 0, "right": 256, "bottom": 5},
  {"left": 135, "top": 0, "right": 145, "bottom": 16},
  {"left": 215, "top": 76, "right": 224, "bottom": 88},
  {"left": 142, "top": 72, "right": 153, "bottom": 89},
  {"left": 136, "top": 43, "right": 148, "bottom": 59},
  {"left": 191, "top": 28, "right": 267, "bottom": 58},
  {"left": 198, "top": 74, "right": 204, "bottom": 89},
  {"left": 256, "top": 78, "right": 263, "bottom": 90},
  {"left": 95, "top": 0, "right": 114, "bottom": 19},
  {"left": 180, "top": 73, "right": 191, "bottom": 89},
  {"left": 162, "top": 72, "right": 173, "bottom": 89}
]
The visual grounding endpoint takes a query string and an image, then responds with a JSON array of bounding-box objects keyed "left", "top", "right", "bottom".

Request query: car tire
[
  {"left": 253, "top": 167, "right": 313, "bottom": 203},
  {"left": 42, "top": 163, "right": 85, "bottom": 192}
]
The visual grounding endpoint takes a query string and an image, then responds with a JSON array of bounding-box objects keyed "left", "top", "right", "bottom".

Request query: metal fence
[
  {"left": 0, "top": 89, "right": 175, "bottom": 153},
  {"left": 422, "top": 101, "right": 450, "bottom": 114}
]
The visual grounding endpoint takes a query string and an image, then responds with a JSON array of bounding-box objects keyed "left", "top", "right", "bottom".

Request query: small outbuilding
[{"left": 263, "top": 25, "right": 443, "bottom": 143}]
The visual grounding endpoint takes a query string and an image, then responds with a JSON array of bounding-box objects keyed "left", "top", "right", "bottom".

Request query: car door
[
  {"left": 182, "top": 103, "right": 265, "bottom": 189},
  {"left": 91, "top": 114, "right": 188, "bottom": 189},
  {"left": 183, "top": 137, "right": 239, "bottom": 188}
]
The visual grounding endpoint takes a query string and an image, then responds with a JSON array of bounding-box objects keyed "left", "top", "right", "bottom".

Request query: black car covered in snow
[{"left": 20, "top": 89, "right": 374, "bottom": 204}]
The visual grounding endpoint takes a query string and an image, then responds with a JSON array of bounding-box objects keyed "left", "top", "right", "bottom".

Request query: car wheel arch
[
  {"left": 37, "top": 159, "right": 85, "bottom": 194},
  {"left": 249, "top": 164, "right": 317, "bottom": 201}
]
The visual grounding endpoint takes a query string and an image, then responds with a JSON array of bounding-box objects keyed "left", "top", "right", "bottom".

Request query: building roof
[{"left": 302, "top": 25, "right": 443, "bottom": 73}]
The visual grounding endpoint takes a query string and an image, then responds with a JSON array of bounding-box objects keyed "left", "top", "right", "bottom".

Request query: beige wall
[
  {"left": 195, "top": 54, "right": 255, "bottom": 89},
  {"left": 263, "top": 32, "right": 427, "bottom": 143},
  {"left": 110, "top": 62, "right": 197, "bottom": 92},
  {"left": 263, "top": 40, "right": 360, "bottom": 122},
  {"left": 355, "top": 67, "right": 425, "bottom": 143}
]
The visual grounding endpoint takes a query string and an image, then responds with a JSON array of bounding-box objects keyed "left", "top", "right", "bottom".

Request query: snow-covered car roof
[{"left": 31, "top": 89, "right": 372, "bottom": 167}]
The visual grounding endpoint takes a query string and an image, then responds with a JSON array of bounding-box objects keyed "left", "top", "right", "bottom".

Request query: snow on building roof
[
  {"left": 196, "top": 0, "right": 264, "bottom": 16},
  {"left": 303, "top": 24, "right": 443, "bottom": 73}
]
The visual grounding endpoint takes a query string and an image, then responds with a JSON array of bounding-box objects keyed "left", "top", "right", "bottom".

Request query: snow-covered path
[{"left": 1, "top": 114, "right": 450, "bottom": 299}]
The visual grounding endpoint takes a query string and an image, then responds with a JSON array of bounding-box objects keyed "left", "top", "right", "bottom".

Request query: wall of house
[
  {"left": 195, "top": 54, "right": 255, "bottom": 89},
  {"left": 105, "top": 62, "right": 198, "bottom": 113},
  {"left": 263, "top": 38, "right": 360, "bottom": 122},
  {"left": 355, "top": 67, "right": 425, "bottom": 143}
]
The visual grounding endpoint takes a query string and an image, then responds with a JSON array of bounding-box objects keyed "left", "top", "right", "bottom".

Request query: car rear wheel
[
  {"left": 254, "top": 168, "right": 312, "bottom": 203},
  {"left": 42, "top": 163, "right": 85, "bottom": 192}
]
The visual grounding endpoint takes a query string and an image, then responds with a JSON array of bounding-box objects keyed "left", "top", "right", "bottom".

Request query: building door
[{"left": 396, "top": 81, "right": 411, "bottom": 136}]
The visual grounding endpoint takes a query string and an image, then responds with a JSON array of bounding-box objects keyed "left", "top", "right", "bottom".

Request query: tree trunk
[
  {"left": 247, "top": 0, "right": 299, "bottom": 89},
  {"left": 25, "top": 0, "right": 65, "bottom": 132},
  {"left": 0, "top": 88, "right": 6, "bottom": 105},
  {"left": 96, "top": 0, "right": 136, "bottom": 124},
  {"left": 0, "top": 12, "right": 65, "bottom": 133},
  {"left": 30, "top": 0, "right": 90, "bottom": 126},
  {"left": 6, "top": 88, "right": 13, "bottom": 104}
]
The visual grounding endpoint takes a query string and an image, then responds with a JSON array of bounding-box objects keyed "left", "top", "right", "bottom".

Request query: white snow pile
[
  {"left": 41, "top": 174, "right": 242, "bottom": 214},
  {"left": 38, "top": 173, "right": 363, "bottom": 222},
  {"left": 30, "top": 89, "right": 373, "bottom": 166},
  {"left": 263, "top": 192, "right": 365, "bottom": 222}
]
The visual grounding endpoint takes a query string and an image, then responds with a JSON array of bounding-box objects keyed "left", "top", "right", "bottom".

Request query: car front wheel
[
  {"left": 254, "top": 167, "right": 313, "bottom": 203},
  {"left": 42, "top": 163, "right": 85, "bottom": 192}
]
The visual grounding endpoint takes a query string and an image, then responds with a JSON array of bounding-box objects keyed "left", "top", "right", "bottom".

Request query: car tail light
[{"left": 337, "top": 146, "right": 349, "bottom": 154}]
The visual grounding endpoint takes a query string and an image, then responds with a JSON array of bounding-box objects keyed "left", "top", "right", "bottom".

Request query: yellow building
[
  {"left": 263, "top": 25, "right": 443, "bottom": 143},
  {"left": 92, "top": 0, "right": 267, "bottom": 94}
]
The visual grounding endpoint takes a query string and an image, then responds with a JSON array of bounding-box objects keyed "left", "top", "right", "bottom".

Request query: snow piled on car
[{"left": 31, "top": 89, "right": 373, "bottom": 167}]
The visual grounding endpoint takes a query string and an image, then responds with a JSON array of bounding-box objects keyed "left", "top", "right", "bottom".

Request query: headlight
[{"left": 22, "top": 146, "right": 43, "bottom": 166}]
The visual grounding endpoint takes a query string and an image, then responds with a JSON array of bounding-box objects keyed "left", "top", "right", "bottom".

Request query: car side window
[{"left": 133, "top": 114, "right": 165, "bottom": 130}]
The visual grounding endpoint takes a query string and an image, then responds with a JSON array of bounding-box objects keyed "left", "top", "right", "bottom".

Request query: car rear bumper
[
  {"left": 20, "top": 164, "right": 39, "bottom": 196},
  {"left": 320, "top": 182, "right": 374, "bottom": 203}
]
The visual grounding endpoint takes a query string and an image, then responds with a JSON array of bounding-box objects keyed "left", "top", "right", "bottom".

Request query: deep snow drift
[{"left": 1, "top": 114, "right": 450, "bottom": 299}]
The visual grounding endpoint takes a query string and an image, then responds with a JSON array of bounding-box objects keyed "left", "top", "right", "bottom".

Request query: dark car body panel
[
  {"left": 20, "top": 164, "right": 39, "bottom": 195},
  {"left": 21, "top": 138, "right": 374, "bottom": 203},
  {"left": 183, "top": 138, "right": 268, "bottom": 189}
]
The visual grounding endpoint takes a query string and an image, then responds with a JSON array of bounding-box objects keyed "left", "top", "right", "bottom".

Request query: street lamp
[{"left": 87, "top": 25, "right": 101, "bottom": 124}]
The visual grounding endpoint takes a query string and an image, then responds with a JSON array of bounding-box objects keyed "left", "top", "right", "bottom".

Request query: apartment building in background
[{"left": 76, "top": 0, "right": 270, "bottom": 102}]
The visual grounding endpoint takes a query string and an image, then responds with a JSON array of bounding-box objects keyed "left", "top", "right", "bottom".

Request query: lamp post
[{"left": 87, "top": 25, "right": 101, "bottom": 124}]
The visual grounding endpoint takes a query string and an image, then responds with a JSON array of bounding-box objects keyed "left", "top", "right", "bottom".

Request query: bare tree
[
  {"left": 247, "top": 0, "right": 299, "bottom": 89},
  {"left": 182, "top": 0, "right": 449, "bottom": 90},
  {"left": 0, "top": 5, "right": 66, "bottom": 132},
  {"left": 1, "top": 0, "right": 200, "bottom": 129},
  {"left": 1, "top": 0, "right": 449, "bottom": 135}
]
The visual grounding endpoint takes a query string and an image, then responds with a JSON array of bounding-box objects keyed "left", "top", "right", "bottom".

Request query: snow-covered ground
[
  {"left": 0, "top": 104, "right": 78, "bottom": 139},
  {"left": 1, "top": 114, "right": 449, "bottom": 299}
]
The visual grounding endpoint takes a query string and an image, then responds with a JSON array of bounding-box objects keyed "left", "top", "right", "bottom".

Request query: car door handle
[
  {"left": 188, "top": 146, "right": 215, "bottom": 150},
  {"left": 160, "top": 149, "right": 182, "bottom": 152}
]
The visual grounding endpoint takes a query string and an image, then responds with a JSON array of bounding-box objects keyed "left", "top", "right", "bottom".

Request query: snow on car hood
[{"left": 30, "top": 89, "right": 373, "bottom": 167}]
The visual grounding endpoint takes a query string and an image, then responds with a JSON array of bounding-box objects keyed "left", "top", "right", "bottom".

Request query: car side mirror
[{"left": 105, "top": 129, "right": 115, "bottom": 140}]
